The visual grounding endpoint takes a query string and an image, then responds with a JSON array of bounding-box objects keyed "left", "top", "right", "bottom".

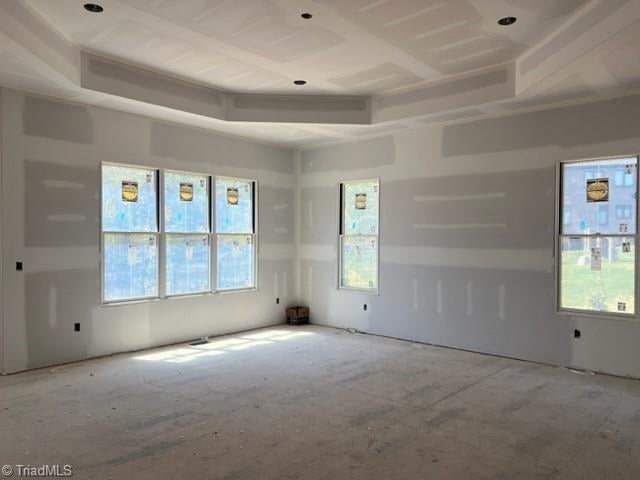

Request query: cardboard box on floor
[{"left": 286, "top": 306, "right": 309, "bottom": 325}]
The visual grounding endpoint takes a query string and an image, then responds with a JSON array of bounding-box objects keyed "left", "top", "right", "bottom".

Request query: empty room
[{"left": 2, "top": 0, "right": 640, "bottom": 478}]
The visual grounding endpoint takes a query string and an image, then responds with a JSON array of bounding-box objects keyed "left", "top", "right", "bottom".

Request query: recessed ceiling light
[
  {"left": 294, "top": 80, "right": 307, "bottom": 85},
  {"left": 301, "top": 13, "right": 313, "bottom": 19},
  {"left": 84, "top": 3, "right": 104, "bottom": 13},
  {"left": 497, "top": 16, "right": 517, "bottom": 26}
]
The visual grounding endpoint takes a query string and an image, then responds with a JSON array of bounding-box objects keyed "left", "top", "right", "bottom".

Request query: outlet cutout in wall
[
  {"left": 574, "top": 329, "right": 581, "bottom": 339},
  {"left": 276, "top": 297, "right": 280, "bottom": 304},
  {"left": 363, "top": 304, "right": 367, "bottom": 311},
  {"left": 16, "top": 261, "right": 23, "bottom": 271},
  {"left": 74, "top": 323, "right": 81, "bottom": 332}
]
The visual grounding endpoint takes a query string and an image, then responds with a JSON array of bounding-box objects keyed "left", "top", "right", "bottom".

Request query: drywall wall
[
  {"left": 0, "top": 88, "right": 295, "bottom": 374},
  {"left": 0, "top": 88, "right": 4, "bottom": 375},
  {"left": 298, "top": 93, "right": 640, "bottom": 379}
]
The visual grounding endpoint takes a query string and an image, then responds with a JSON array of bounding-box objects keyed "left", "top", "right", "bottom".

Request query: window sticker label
[
  {"left": 622, "top": 241, "right": 631, "bottom": 253},
  {"left": 179, "top": 183, "right": 193, "bottom": 202},
  {"left": 122, "top": 181, "right": 139, "bottom": 202},
  {"left": 618, "top": 301, "right": 627, "bottom": 312},
  {"left": 586, "top": 178, "right": 609, "bottom": 202},
  {"left": 227, "top": 187, "right": 239, "bottom": 205},
  {"left": 625, "top": 164, "right": 634, "bottom": 174},
  {"left": 355, "top": 193, "right": 367, "bottom": 210},
  {"left": 620, "top": 223, "right": 629, "bottom": 233},
  {"left": 185, "top": 240, "right": 193, "bottom": 260},
  {"left": 590, "top": 247, "right": 602, "bottom": 271}
]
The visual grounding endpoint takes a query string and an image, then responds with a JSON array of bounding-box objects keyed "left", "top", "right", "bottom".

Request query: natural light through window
[
  {"left": 132, "top": 330, "right": 314, "bottom": 363},
  {"left": 339, "top": 179, "right": 380, "bottom": 292},
  {"left": 102, "top": 164, "right": 159, "bottom": 302},
  {"left": 559, "top": 157, "right": 637, "bottom": 315}
]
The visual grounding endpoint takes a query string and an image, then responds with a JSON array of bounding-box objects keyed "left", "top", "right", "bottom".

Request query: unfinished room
[{"left": 2, "top": 0, "right": 640, "bottom": 478}]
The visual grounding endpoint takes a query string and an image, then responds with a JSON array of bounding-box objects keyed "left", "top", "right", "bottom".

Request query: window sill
[
  {"left": 216, "top": 287, "right": 258, "bottom": 295},
  {"left": 557, "top": 308, "right": 638, "bottom": 322},
  {"left": 338, "top": 286, "right": 379, "bottom": 296}
]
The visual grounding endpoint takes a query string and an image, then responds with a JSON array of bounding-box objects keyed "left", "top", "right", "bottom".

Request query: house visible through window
[
  {"left": 164, "top": 171, "right": 211, "bottom": 296},
  {"left": 558, "top": 157, "right": 637, "bottom": 315},
  {"left": 102, "top": 164, "right": 159, "bottom": 302},
  {"left": 102, "top": 164, "right": 258, "bottom": 302},
  {"left": 215, "top": 177, "right": 256, "bottom": 291},
  {"left": 339, "top": 179, "right": 380, "bottom": 292}
]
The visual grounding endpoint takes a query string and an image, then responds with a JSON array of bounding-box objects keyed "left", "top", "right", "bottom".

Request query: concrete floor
[{"left": 1, "top": 325, "right": 640, "bottom": 479}]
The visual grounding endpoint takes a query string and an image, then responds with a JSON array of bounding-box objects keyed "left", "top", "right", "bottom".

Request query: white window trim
[
  {"left": 100, "top": 163, "right": 259, "bottom": 305},
  {"left": 162, "top": 169, "right": 212, "bottom": 298},
  {"left": 213, "top": 175, "right": 258, "bottom": 293},
  {"left": 555, "top": 155, "right": 639, "bottom": 320},
  {"left": 100, "top": 162, "right": 160, "bottom": 304},
  {"left": 338, "top": 178, "right": 380, "bottom": 295}
]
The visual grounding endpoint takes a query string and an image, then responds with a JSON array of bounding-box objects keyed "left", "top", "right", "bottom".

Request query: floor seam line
[{"left": 416, "top": 363, "right": 514, "bottom": 412}]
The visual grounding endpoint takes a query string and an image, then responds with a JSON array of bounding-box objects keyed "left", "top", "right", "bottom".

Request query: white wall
[
  {"left": 0, "top": 88, "right": 295, "bottom": 374},
  {"left": 298, "top": 93, "right": 640, "bottom": 379}
]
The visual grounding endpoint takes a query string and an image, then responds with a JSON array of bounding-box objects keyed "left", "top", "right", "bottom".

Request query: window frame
[
  {"left": 337, "top": 178, "right": 380, "bottom": 294},
  {"left": 556, "top": 155, "right": 639, "bottom": 319},
  {"left": 161, "top": 169, "right": 213, "bottom": 298},
  {"left": 214, "top": 175, "right": 259, "bottom": 293},
  {"left": 100, "top": 164, "right": 259, "bottom": 305},
  {"left": 100, "top": 162, "right": 161, "bottom": 305}
]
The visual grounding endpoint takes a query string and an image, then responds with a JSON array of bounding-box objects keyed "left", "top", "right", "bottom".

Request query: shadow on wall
[
  {"left": 26, "top": 270, "right": 98, "bottom": 369},
  {"left": 301, "top": 185, "right": 337, "bottom": 245},
  {"left": 23, "top": 96, "right": 94, "bottom": 144},
  {"left": 302, "top": 136, "right": 395, "bottom": 172},
  {"left": 259, "top": 186, "right": 294, "bottom": 244},
  {"left": 381, "top": 167, "right": 554, "bottom": 249},
  {"left": 25, "top": 160, "right": 98, "bottom": 247},
  {"left": 442, "top": 94, "right": 640, "bottom": 156},
  {"left": 149, "top": 121, "right": 293, "bottom": 173}
]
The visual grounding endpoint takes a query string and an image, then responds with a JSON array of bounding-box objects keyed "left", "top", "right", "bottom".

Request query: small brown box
[{"left": 286, "top": 306, "right": 309, "bottom": 325}]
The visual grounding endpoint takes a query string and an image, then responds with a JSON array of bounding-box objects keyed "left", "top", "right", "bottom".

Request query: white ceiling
[
  {"left": 1, "top": 0, "right": 640, "bottom": 148},
  {"left": 25, "top": 0, "right": 587, "bottom": 95}
]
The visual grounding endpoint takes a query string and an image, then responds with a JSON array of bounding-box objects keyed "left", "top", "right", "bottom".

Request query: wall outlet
[
  {"left": 363, "top": 304, "right": 367, "bottom": 311},
  {"left": 74, "top": 323, "right": 81, "bottom": 332},
  {"left": 574, "top": 329, "right": 581, "bottom": 339},
  {"left": 16, "top": 261, "right": 23, "bottom": 271},
  {"left": 276, "top": 297, "right": 280, "bottom": 304}
]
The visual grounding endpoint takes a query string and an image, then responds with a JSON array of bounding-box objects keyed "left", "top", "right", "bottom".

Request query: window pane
[
  {"left": 341, "top": 235, "right": 378, "bottom": 290},
  {"left": 560, "top": 236, "right": 635, "bottom": 314},
  {"left": 166, "top": 234, "right": 210, "bottom": 295},
  {"left": 217, "top": 234, "right": 254, "bottom": 290},
  {"left": 215, "top": 178, "right": 252, "bottom": 234},
  {"left": 103, "top": 233, "right": 158, "bottom": 301},
  {"left": 561, "top": 158, "right": 636, "bottom": 235},
  {"left": 164, "top": 172, "right": 209, "bottom": 233},
  {"left": 102, "top": 164, "right": 157, "bottom": 232},
  {"left": 343, "top": 181, "right": 379, "bottom": 235}
]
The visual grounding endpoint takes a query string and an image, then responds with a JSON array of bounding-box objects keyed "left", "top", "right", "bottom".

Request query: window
[
  {"left": 102, "top": 164, "right": 159, "bottom": 302},
  {"left": 558, "top": 157, "right": 637, "bottom": 315},
  {"left": 215, "top": 177, "right": 256, "bottom": 291},
  {"left": 616, "top": 205, "right": 633, "bottom": 220},
  {"left": 102, "top": 165, "right": 259, "bottom": 303},
  {"left": 164, "top": 171, "right": 211, "bottom": 296},
  {"left": 339, "top": 179, "right": 379, "bottom": 291},
  {"left": 598, "top": 205, "right": 609, "bottom": 227},
  {"left": 562, "top": 206, "right": 571, "bottom": 226}
]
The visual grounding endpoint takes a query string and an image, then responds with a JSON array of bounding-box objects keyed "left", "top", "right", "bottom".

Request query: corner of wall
[{"left": 293, "top": 149, "right": 302, "bottom": 305}]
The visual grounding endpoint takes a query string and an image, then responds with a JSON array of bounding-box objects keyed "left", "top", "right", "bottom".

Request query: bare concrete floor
[{"left": 1, "top": 325, "right": 640, "bottom": 479}]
